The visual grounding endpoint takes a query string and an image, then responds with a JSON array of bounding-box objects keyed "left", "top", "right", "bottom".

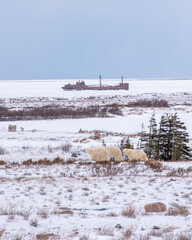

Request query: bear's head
[
  {"left": 123, "top": 148, "right": 132, "bottom": 156},
  {"left": 85, "top": 148, "right": 93, "bottom": 154}
]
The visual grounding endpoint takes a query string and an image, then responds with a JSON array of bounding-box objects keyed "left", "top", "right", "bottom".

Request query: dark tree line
[
  {"left": 140, "top": 113, "right": 191, "bottom": 161},
  {"left": 0, "top": 105, "right": 122, "bottom": 121}
]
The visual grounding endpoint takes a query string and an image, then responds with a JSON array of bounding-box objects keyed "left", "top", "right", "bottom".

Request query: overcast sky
[{"left": 0, "top": 0, "right": 192, "bottom": 80}]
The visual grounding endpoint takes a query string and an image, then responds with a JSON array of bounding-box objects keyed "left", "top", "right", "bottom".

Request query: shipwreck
[{"left": 61, "top": 76, "right": 129, "bottom": 91}]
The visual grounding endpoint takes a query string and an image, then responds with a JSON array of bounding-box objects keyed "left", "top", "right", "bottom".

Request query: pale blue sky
[{"left": 0, "top": 0, "right": 192, "bottom": 80}]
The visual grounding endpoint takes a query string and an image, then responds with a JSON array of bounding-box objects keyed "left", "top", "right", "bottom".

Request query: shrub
[
  {"left": 127, "top": 99, "right": 169, "bottom": 108},
  {"left": 122, "top": 205, "right": 136, "bottom": 218},
  {"left": 37, "top": 209, "right": 49, "bottom": 219},
  {"left": 79, "top": 235, "right": 90, "bottom": 240},
  {"left": 167, "top": 203, "right": 190, "bottom": 216},
  {"left": 0, "top": 146, "right": 6, "bottom": 155},
  {"left": 0, "top": 160, "right": 6, "bottom": 165},
  {"left": 98, "top": 228, "right": 114, "bottom": 236},
  {"left": 93, "top": 131, "right": 101, "bottom": 140},
  {"left": 91, "top": 162, "right": 123, "bottom": 177},
  {"left": 29, "top": 218, "right": 38, "bottom": 227},
  {"left": 22, "top": 156, "right": 64, "bottom": 165},
  {"left": 177, "top": 233, "right": 192, "bottom": 240},
  {"left": 121, "top": 227, "right": 133, "bottom": 239},
  {"left": 60, "top": 143, "right": 72, "bottom": 153},
  {"left": 108, "top": 106, "right": 122, "bottom": 115},
  {"left": 0, "top": 105, "right": 116, "bottom": 121},
  {"left": 36, "top": 233, "right": 56, "bottom": 239},
  {"left": 0, "top": 229, "right": 5, "bottom": 237}
]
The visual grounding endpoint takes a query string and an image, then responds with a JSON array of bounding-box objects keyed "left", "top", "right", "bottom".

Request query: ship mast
[
  {"left": 99, "top": 75, "right": 102, "bottom": 87},
  {"left": 121, "top": 76, "right": 123, "bottom": 84}
]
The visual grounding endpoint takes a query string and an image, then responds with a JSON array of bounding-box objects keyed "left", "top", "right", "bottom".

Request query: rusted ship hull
[{"left": 62, "top": 81, "right": 129, "bottom": 91}]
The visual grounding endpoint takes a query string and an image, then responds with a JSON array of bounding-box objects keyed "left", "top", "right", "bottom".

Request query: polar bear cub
[
  {"left": 105, "top": 146, "right": 123, "bottom": 161},
  {"left": 123, "top": 149, "right": 148, "bottom": 161},
  {"left": 85, "top": 147, "right": 110, "bottom": 162}
]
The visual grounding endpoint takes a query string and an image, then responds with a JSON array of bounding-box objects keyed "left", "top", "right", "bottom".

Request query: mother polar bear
[
  {"left": 85, "top": 146, "right": 123, "bottom": 162},
  {"left": 123, "top": 149, "right": 148, "bottom": 161}
]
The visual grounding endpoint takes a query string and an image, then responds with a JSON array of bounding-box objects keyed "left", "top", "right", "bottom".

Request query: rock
[
  {"left": 115, "top": 224, "right": 123, "bottom": 229},
  {"left": 144, "top": 202, "right": 166, "bottom": 213},
  {"left": 71, "top": 152, "right": 77, "bottom": 157},
  {"left": 153, "top": 226, "right": 160, "bottom": 230},
  {"left": 145, "top": 158, "right": 163, "bottom": 169}
]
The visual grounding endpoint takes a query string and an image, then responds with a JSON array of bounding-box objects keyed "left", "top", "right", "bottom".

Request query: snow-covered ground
[{"left": 0, "top": 79, "right": 192, "bottom": 239}]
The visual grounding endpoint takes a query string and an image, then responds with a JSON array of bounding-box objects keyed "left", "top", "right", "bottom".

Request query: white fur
[
  {"left": 85, "top": 147, "right": 110, "bottom": 162},
  {"left": 123, "top": 149, "right": 148, "bottom": 161},
  {"left": 105, "top": 146, "right": 123, "bottom": 161}
]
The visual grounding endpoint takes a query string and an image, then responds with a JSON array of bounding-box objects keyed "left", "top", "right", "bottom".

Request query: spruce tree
[
  {"left": 119, "top": 137, "right": 132, "bottom": 152},
  {"left": 141, "top": 113, "right": 191, "bottom": 161},
  {"left": 157, "top": 114, "right": 170, "bottom": 160},
  {"left": 125, "top": 137, "right": 133, "bottom": 149},
  {"left": 171, "top": 113, "right": 191, "bottom": 160},
  {"left": 157, "top": 113, "right": 191, "bottom": 161},
  {"left": 140, "top": 114, "right": 159, "bottom": 159},
  {"left": 140, "top": 123, "right": 148, "bottom": 152},
  {"left": 148, "top": 112, "right": 158, "bottom": 159}
]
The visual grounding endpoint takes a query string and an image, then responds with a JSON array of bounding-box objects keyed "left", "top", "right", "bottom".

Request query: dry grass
[
  {"left": 0, "top": 146, "right": 6, "bottom": 155},
  {"left": 52, "top": 208, "right": 73, "bottom": 215},
  {"left": 149, "top": 229, "right": 163, "bottom": 238},
  {"left": 120, "top": 226, "right": 133, "bottom": 240},
  {"left": 0, "top": 160, "right": 6, "bottom": 165},
  {"left": 92, "top": 131, "right": 101, "bottom": 140},
  {"left": 1, "top": 156, "right": 70, "bottom": 166},
  {"left": 78, "top": 234, "right": 90, "bottom": 240},
  {"left": 60, "top": 143, "right": 72, "bottom": 152},
  {"left": 137, "top": 233, "right": 151, "bottom": 240},
  {"left": 122, "top": 205, "right": 136, "bottom": 218},
  {"left": 127, "top": 99, "right": 169, "bottom": 108},
  {"left": 167, "top": 167, "right": 192, "bottom": 177},
  {"left": 0, "top": 233, "right": 36, "bottom": 240},
  {"left": 37, "top": 209, "right": 49, "bottom": 219},
  {"left": 47, "top": 145, "right": 54, "bottom": 153},
  {"left": 36, "top": 233, "right": 59, "bottom": 240},
  {"left": 91, "top": 162, "right": 123, "bottom": 177},
  {"left": 177, "top": 233, "right": 192, "bottom": 240},
  {"left": 0, "top": 229, "right": 5, "bottom": 237},
  {"left": 98, "top": 227, "right": 114, "bottom": 236},
  {"left": 107, "top": 212, "right": 118, "bottom": 217},
  {"left": 22, "top": 157, "right": 64, "bottom": 165},
  {"left": 166, "top": 203, "right": 190, "bottom": 216}
]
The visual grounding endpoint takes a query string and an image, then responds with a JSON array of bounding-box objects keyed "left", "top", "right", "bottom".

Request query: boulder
[
  {"left": 144, "top": 202, "right": 166, "bottom": 213},
  {"left": 145, "top": 158, "right": 163, "bottom": 169}
]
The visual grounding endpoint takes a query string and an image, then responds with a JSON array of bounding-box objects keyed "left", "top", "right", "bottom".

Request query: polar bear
[
  {"left": 105, "top": 146, "right": 123, "bottom": 161},
  {"left": 123, "top": 149, "right": 148, "bottom": 161},
  {"left": 85, "top": 147, "right": 110, "bottom": 162}
]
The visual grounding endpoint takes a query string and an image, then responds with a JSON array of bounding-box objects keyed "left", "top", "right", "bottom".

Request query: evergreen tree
[
  {"left": 141, "top": 113, "right": 191, "bottom": 161},
  {"left": 158, "top": 114, "right": 172, "bottom": 160},
  {"left": 140, "top": 123, "right": 148, "bottom": 152},
  {"left": 157, "top": 113, "right": 191, "bottom": 161},
  {"left": 170, "top": 113, "right": 191, "bottom": 160},
  {"left": 140, "top": 114, "right": 159, "bottom": 159},
  {"left": 102, "top": 139, "right": 106, "bottom": 147},
  {"left": 125, "top": 137, "right": 133, "bottom": 149},
  {"left": 147, "top": 112, "right": 158, "bottom": 159},
  {"left": 119, "top": 137, "right": 133, "bottom": 152}
]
